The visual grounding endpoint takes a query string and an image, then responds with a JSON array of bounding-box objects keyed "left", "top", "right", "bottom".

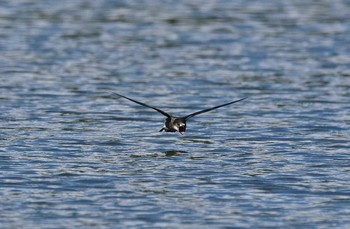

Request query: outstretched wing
[
  {"left": 184, "top": 97, "right": 247, "bottom": 120},
  {"left": 112, "top": 93, "right": 171, "bottom": 118}
]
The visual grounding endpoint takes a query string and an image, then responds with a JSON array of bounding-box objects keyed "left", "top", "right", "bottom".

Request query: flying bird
[{"left": 112, "top": 93, "right": 246, "bottom": 134}]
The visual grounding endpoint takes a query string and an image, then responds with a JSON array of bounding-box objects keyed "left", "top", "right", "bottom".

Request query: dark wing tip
[{"left": 238, "top": 97, "right": 248, "bottom": 102}]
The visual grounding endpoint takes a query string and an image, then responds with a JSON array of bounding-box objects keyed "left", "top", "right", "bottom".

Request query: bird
[{"left": 112, "top": 92, "right": 246, "bottom": 134}]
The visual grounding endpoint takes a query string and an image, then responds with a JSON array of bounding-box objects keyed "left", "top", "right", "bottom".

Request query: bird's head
[{"left": 174, "top": 119, "right": 187, "bottom": 135}]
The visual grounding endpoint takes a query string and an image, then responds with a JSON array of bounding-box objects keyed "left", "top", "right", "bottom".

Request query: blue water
[{"left": 1, "top": 0, "right": 350, "bottom": 228}]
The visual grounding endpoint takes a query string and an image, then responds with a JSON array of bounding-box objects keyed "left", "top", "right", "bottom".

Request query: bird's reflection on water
[{"left": 163, "top": 150, "right": 189, "bottom": 157}]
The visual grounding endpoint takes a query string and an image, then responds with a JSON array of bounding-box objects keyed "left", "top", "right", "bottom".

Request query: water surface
[{"left": 1, "top": 0, "right": 350, "bottom": 228}]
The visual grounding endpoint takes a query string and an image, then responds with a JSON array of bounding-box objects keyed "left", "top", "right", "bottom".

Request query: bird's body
[
  {"left": 112, "top": 93, "right": 246, "bottom": 134},
  {"left": 160, "top": 116, "right": 186, "bottom": 133}
]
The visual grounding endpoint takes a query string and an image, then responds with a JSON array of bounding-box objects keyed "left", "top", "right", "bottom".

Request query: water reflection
[{"left": 163, "top": 150, "right": 189, "bottom": 157}]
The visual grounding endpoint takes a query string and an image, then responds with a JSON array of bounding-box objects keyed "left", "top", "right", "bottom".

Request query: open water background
[{"left": 1, "top": 0, "right": 350, "bottom": 228}]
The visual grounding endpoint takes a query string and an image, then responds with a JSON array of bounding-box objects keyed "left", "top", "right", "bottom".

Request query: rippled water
[{"left": 1, "top": 0, "right": 350, "bottom": 228}]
